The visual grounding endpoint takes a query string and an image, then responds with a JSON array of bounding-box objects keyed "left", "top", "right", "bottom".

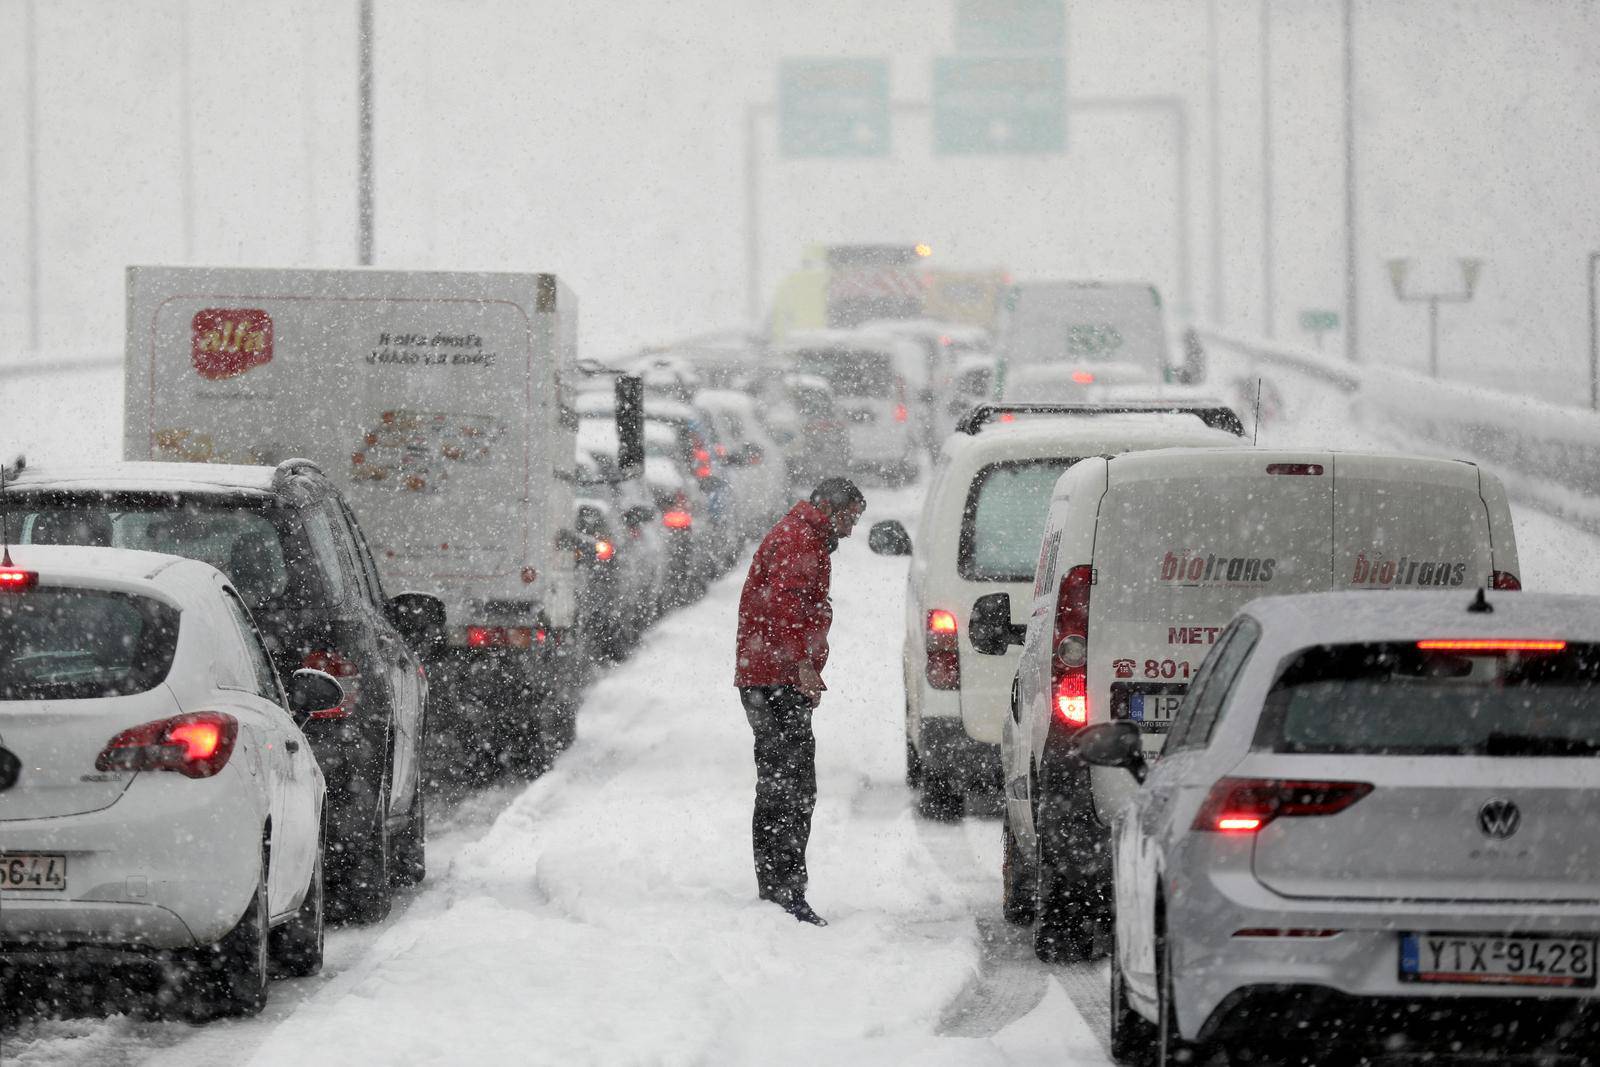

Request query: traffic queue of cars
[{"left": 871, "top": 397, "right": 1600, "bottom": 1062}]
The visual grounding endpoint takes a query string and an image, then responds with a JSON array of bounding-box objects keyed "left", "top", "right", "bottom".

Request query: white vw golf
[
  {"left": 0, "top": 545, "right": 336, "bottom": 1019},
  {"left": 1075, "top": 590, "right": 1600, "bottom": 1065}
]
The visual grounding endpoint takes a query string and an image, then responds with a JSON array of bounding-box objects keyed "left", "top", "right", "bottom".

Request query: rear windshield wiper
[{"left": 1484, "top": 732, "right": 1600, "bottom": 757}]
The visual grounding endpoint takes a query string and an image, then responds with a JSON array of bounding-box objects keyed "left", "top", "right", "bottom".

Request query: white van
[
  {"left": 776, "top": 329, "right": 921, "bottom": 483},
  {"left": 995, "top": 280, "right": 1171, "bottom": 398},
  {"left": 974, "top": 448, "right": 1522, "bottom": 961},
  {"left": 868, "top": 403, "right": 1245, "bottom": 820}
]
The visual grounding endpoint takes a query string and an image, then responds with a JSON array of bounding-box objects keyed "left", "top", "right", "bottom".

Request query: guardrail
[
  {"left": 1198, "top": 328, "right": 1600, "bottom": 536},
  {"left": 0, "top": 353, "right": 120, "bottom": 379}
]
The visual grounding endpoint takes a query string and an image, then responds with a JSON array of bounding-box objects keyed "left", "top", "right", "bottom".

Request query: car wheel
[
  {"left": 1001, "top": 809, "right": 1038, "bottom": 925},
  {"left": 390, "top": 778, "right": 426, "bottom": 887},
  {"left": 917, "top": 767, "right": 963, "bottom": 821},
  {"left": 1156, "top": 911, "right": 1209, "bottom": 1066},
  {"left": 1033, "top": 786, "right": 1107, "bottom": 963},
  {"left": 271, "top": 816, "right": 326, "bottom": 977},
  {"left": 1110, "top": 922, "right": 1156, "bottom": 1064},
  {"left": 904, "top": 731, "right": 923, "bottom": 788},
  {"left": 184, "top": 839, "right": 270, "bottom": 1020}
]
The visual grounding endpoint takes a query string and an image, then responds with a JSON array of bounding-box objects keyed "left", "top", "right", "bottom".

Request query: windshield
[
  {"left": 959, "top": 460, "right": 1078, "bottom": 581},
  {"left": 0, "top": 588, "right": 180, "bottom": 701},
  {"left": 1256, "top": 641, "right": 1600, "bottom": 756}
]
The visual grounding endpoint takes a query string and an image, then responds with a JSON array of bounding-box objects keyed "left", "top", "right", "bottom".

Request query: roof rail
[
  {"left": 270, "top": 457, "right": 324, "bottom": 494},
  {"left": 954, "top": 402, "right": 1246, "bottom": 438}
]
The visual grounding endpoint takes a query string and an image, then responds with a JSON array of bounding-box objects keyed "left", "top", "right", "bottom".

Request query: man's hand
[{"left": 795, "top": 663, "right": 824, "bottom": 705}]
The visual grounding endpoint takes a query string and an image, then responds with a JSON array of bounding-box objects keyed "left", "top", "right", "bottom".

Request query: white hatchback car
[
  {"left": 1075, "top": 591, "right": 1600, "bottom": 1065},
  {"left": 0, "top": 545, "right": 337, "bottom": 1019},
  {"left": 868, "top": 403, "right": 1244, "bottom": 820}
]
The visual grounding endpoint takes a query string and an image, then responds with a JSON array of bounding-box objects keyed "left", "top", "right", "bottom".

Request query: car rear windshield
[
  {"left": 4, "top": 493, "right": 317, "bottom": 611},
  {"left": 792, "top": 349, "right": 897, "bottom": 399},
  {"left": 959, "top": 460, "right": 1079, "bottom": 582},
  {"left": 0, "top": 588, "right": 180, "bottom": 700},
  {"left": 1255, "top": 641, "right": 1600, "bottom": 756}
]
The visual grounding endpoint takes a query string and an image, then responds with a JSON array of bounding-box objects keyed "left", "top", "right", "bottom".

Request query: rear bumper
[
  {"left": 1171, "top": 862, "right": 1600, "bottom": 1045},
  {"left": 918, "top": 716, "right": 1001, "bottom": 792},
  {"left": 0, "top": 771, "right": 261, "bottom": 950}
]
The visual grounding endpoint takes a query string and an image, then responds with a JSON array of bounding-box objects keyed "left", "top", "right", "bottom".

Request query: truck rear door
[{"left": 1331, "top": 454, "right": 1496, "bottom": 592}]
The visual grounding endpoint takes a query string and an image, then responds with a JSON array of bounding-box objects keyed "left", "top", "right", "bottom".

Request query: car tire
[
  {"left": 271, "top": 818, "right": 326, "bottom": 977},
  {"left": 332, "top": 801, "right": 393, "bottom": 925},
  {"left": 1001, "top": 809, "right": 1038, "bottom": 925},
  {"left": 1156, "top": 910, "right": 1208, "bottom": 1066},
  {"left": 1033, "top": 785, "right": 1107, "bottom": 963},
  {"left": 917, "top": 767, "right": 963, "bottom": 821},
  {"left": 904, "top": 732, "right": 923, "bottom": 788},
  {"left": 1110, "top": 922, "right": 1156, "bottom": 1064},
  {"left": 390, "top": 779, "right": 426, "bottom": 887},
  {"left": 184, "top": 840, "right": 270, "bottom": 1020}
]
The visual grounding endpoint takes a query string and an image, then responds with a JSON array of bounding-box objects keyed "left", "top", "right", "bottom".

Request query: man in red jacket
[{"left": 735, "top": 477, "right": 865, "bottom": 926}]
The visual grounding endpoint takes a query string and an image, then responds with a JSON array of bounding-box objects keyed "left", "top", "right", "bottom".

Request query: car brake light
[
  {"left": 1052, "top": 565, "right": 1092, "bottom": 729},
  {"left": 1491, "top": 570, "right": 1521, "bottom": 591},
  {"left": 998, "top": 412, "right": 1016, "bottom": 423},
  {"left": 1266, "top": 462, "right": 1324, "bottom": 476},
  {"left": 1416, "top": 638, "right": 1565, "bottom": 653},
  {"left": 1193, "top": 778, "right": 1374, "bottom": 833},
  {"left": 694, "top": 447, "right": 710, "bottom": 463},
  {"left": 594, "top": 539, "right": 615, "bottom": 562},
  {"left": 96, "top": 711, "right": 239, "bottom": 779},
  {"left": 926, "top": 609, "right": 960, "bottom": 690},
  {"left": 696, "top": 464, "right": 712, "bottom": 479},
  {"left": 302, "top": 649, "right": 362, "bottom": 719},
  {"left": 663, "top": 509, "right": 693, "bottom": 529},
  {"left": 0, "top": 567, "right": 38, "bottom": 591},
  {"left": 894, "top": 403, "right": 909, "bottom": 423},
  {"left": 465, "top": 626, "right": 534, "bottom": 651},
  {"left": 1071, "top": 370, "right": 1095, "bottom": 385}
]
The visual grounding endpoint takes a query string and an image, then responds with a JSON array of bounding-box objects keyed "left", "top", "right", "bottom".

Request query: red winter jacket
[{"left": 734, "top": 501, "right": 834, "bottom": 689}]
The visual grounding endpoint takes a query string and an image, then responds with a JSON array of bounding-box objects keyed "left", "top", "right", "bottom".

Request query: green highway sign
[
  {"left": 954, "top": 0, "right": 1065, "bottom": 52},
  {"left": 1299, "top": 309, "right": 1340, "bottom": 332},
  {"left": 779, "top": 59, "right": 891, "bottom": 158},
  {"left": 933, "top": 56, "right": 1065, "bottom": 154}
]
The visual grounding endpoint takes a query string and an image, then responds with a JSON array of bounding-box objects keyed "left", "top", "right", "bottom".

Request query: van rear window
[
  {"left": 959, "top": 460, "right": 1078, "bottom": 582},
  {"left": 0, "top": 589, "right": 180, "bottom": 700},
  {"left": 1254, "top": 642, "right": 1600, "bottom": 756}
]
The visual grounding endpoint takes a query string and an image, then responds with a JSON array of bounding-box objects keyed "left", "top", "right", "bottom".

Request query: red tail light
[
  {"left": 1071, "top": 370, "right": 1095, "bottom": 385},
  {"left": 1417, "top": 638, "right": 1565, "bottom": 653},
  {"left": 1266, "top": 463, "right": 1324, "bottom": 476},
  {"left": 998, "top": 412, "right": 1016, "bottom": 423},
  {"left": 0, "top": 568, "right": 38, "bottom": 591},
  {"left": 1491, "top": 570, "right": 1521, "bottom": 591},
  {"left": 662, "top": 509, "right": 693, "bottom": 529},
  {"left": 302, "top": 649, "right": 362, "bottom": 719},
  {"left": 594, "top": 539, "right": 616, "bottom": 562},
  {"left": 465, "top": 626, "right": 533, "bottom": 651},
  {"left": 1194, "top": 778, "right": 1374, "bottom": 833},
  {"left": 894, "top": 403, "right": 909, "bottom": 423},
  {"left": 96, "top": 711, "right": 239, "bottom": 779},
  {"left": 926, "top": 609, "right": 960, "bottom": 690},
  {"left": 695, "top": 464, "right": 712, "bottom": 479},
  {"left": 694, "top": 448, "right": 710, "bottom": 463},
  {"left": 1052, "top": 565, "right": 1092, "bottom": 729}
]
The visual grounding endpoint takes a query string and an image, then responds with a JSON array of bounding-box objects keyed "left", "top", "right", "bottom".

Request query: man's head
[{"left": 810, "top": 477, "right": 866, "bottom": 540}]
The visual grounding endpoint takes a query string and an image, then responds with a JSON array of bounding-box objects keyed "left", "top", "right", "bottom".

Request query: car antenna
[
  {"left": 1467, "top": 587, "right": 1494, "bottom": 614},
  {"left": 1252, "top": 378, "right": 1262, "bottom": 446}
]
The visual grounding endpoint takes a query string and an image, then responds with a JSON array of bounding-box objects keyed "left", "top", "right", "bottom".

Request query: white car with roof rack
[
  {"left": 868, "top": 402, "right": 1246, "bottom": 823},
  {"left": 0, "top": 543, "right": 340, "bottom": 1019},
  {"left": 1073, "top": 589, "right": 1600, "bottom": 1065},
  {"left": 972, "top": 445, "right": 1522, "bottom": 963}
]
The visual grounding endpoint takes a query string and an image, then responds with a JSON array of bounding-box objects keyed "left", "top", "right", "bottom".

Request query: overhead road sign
[
  {"left": 779, "top": 58, "right": 891, "bottom": 158},
  {"left": 933, "top": 56, "right": 1065, "bottom": 154},
  {"left": 954, "top": 0, "right": 1066, "bottom": 52}
]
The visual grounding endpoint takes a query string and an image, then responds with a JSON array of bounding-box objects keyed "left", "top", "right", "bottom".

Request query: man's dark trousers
[{"left": 741, "top": 686, "right": 816, "bottom": 904}]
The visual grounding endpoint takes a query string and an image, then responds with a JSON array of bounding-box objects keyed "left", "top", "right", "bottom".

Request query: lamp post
[
  {"left": 1387, "top": 257, "right": 1483, "bottom": 378},
  {"left": 1588, "top": 251, "right": 1599, "bottom": 411},
  {"left": 357, "top": 0, "right": 374, "bottom": 265}
]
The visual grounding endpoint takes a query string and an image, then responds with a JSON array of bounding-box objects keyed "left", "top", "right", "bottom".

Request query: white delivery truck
[
  {"left": 124, "top": 265, "right": 639, "bottom": 764},
  {"left": 995, "top": 280, "right": 1188, "bottom": 399}
]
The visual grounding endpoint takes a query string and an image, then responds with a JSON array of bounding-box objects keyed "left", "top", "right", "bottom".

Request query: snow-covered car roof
[
  {"left": 1237, "top": 591, "right": 1600, "bottom": 650},
  {"left": 4, "top": 461, "right": 281, "bottom": 498},
  {"left": 1, "top": 542, "right": 195, "bottom": 584},
  {"left": 782, "top": 373, "right": 832, "bottom": 394},
  {"left": 940, "top": 416, "right": 1241, "bottom": 467}
]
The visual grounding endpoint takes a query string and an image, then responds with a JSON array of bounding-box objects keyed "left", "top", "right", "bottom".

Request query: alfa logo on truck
[{"left": 191, "top": 308, "right": 273, "bottom": 380}]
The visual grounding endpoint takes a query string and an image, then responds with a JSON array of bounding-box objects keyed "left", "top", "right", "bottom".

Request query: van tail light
[
  {"left": 1491, "top": 570, "right": 1521, "bottom": 591},
  {"left": 464, "top": 626, "right": 534, "bottom": 651},
  {"left": 1416, "top": 638, "right": 1565, "bottom": 653},
  {"left": 662, "top": 509, "right": 693, "bottom": 529},
  {"left": 1194, "top": 778, "right": 1374, "bottom": 833},
  {"left": 1265, "top": 462, "right": 1324, "bottom": 476},
  {"left": 1052, "top": 565, "right": 1092, "bottom": 729},
  {"left": 96, "top": 711, "right": 239, "bottom": 779},
  {"left": 894, "top": 403, "right": 909, "bottom": 423},
  {"left": 1071, "top": 370, "right": 1095, "bottom": 385},
  {"left": 302, "top": 650, "right": 362, "bottom": 718},
  {"left": 594, "top": 539, "right": 616, "bottom": 562},
  {"left": 0, "top": 567, "right": 38, "bottom": 591},
  {"left": 926, "top": 609, "right": 960, "bottom": 690}
]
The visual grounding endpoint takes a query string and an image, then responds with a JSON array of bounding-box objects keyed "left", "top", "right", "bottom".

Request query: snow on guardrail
[{"left": 1198, "top": 327, "right": 1600, "bottom": 535}]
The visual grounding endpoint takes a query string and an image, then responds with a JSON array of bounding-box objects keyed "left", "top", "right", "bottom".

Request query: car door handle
[{"left": 286, "top": 739, "right": 300, "bottom": 754}]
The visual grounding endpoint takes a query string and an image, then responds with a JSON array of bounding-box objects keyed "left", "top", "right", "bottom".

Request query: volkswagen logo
[{"left": 1478, "top": 798, "right": 1521, "bottom": 839}]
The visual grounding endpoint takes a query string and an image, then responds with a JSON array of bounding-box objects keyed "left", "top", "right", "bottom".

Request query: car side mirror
[
  {"left": 287, "top": 668, "right": 344, "bottom": 724},
  {"left": 868, "top": 519, "right": 912, "bottom": 556},
  {"left": 969, "top": 592, "right": 1026, "bottom": 655},
  {"left": 1073, "top": 722, "right": 1148, "bottom": 784},
  {"left": 623, "top": 504, "right": 655, "bottom": 527},
  {"left": 388, "top": 591, "right": 446, "bottom": 655}
]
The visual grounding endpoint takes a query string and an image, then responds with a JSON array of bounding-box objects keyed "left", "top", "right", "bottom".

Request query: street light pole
[
  {"left": 1207, "top": 0, "right": 1224, "bottom": 325},
  {"left": 1343, "top": 0, "right": 1358, "bottom": 363},
  {"left": 1588, "top": 251, "right": 1599, "bottom": 411},
  {"left": 357, "top": 0, "right": 374, "bottom": 266},
  {"left": 24, "top": 0, "right": 40, "bottom": 354},
  {"left": 1260, "top": 0, "right": 1275, "bottom": 337}
]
